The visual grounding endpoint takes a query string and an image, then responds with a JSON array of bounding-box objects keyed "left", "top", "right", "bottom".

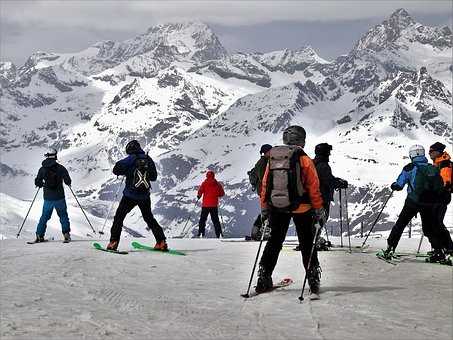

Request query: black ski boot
[
  {"left": 35, "top": 234, "right": 45, "bottom": 243},
  {"left": 63, "top": 232, "right": 71, "bottom": 243},
  {"left": 426, "top": 249, "right": 446, "bottom": 263},
  {"left": 255, "top": 265, "right": 273, "bottom": 293},
  {"left": 382, "top": 246, "right": 395, "bottom": 260},
  {"left": 308, "top": 265, "right": 322, "bottom": 295}
]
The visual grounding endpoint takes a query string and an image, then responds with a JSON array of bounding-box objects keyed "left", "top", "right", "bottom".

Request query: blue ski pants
[{"left": 36, "top": 199, "right": 70, "bottom": 236}]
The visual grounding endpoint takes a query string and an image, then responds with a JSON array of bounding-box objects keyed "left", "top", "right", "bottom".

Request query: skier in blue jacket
[{"left": 384, "top": 145, "right": 445, "bottom": 262}]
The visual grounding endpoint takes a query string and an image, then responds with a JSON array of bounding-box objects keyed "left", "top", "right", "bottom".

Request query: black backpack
[
  {"left": 45, "top": 165, "right": 61, "bottom": 189},
  {"left": 413, "top": 164, "right": 444, "bottom": 205},
  {"left": 132, "top": 155, "right": 151, "bottom": 192},
  {"left": 247, "top": 168, "right": 259, "bottom": 192},
  {"left": 264, "top": 145, "right": 305, "bottom": 212}
]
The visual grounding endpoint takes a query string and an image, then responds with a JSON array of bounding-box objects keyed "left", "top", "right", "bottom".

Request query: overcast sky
[{"left": 1, "top": 1, "right": 451, "bottom": 65}]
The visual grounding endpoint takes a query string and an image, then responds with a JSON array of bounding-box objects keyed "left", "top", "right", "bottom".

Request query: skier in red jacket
[{"left": 197, "top": 171, "right": 225, "bottom": 238}]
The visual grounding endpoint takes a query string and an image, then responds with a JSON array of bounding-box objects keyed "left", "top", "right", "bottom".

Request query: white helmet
[
  {"left": 44, "top": 148, "right": 57, "bottom": 159},
  {"left": 408, "top": 145, "right": 425, "bottom": 159}
]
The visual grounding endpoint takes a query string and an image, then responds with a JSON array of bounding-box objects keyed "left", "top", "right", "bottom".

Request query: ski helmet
[
  {"left": 44, "top": 148, "right": 57, "bottom": 159},
  {"left": 408, "top": 145, "right": 425, "bottom": 159},
  {"left": 315, "top": 143, "right": 332, "bottom": 156},
  {"left": 125, "top": 140, "right": 141, "bottom": 155},
  {"left": 283, "top": 125, "right": 306, "bottom": 146}
]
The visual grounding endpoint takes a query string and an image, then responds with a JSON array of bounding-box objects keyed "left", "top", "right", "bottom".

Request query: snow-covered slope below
[{"left": 0, "top": 237, "right": 451, "bottom": 340}]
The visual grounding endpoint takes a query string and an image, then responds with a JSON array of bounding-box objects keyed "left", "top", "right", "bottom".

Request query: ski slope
[{"left": 0, "top": 236, "right": 451, "bottom": 340}]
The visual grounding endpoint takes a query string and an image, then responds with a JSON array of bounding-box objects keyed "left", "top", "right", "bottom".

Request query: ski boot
[
  {"left": 106, "top": 240, "right": 119, "bottom": 251},
  {"left": 382, "top": 246, "right": 395, "bottom": 260},
  {"left": 63, "top": 232, "right": 71, "bottom": 243},
  {"left": 34, "top": 234, "right": 46, "bottom": 243},
  {"left": 426, "top": 249, "right": 446, "bottom": 263},
  {"left": 255, "top": 265, "right": 273, "bottom": 293},
  {"left": 154, "top": 240, "right": 168, "bottom": 251},
  {"left": 308, "top": 265, "right": 322, "bottom": 295}
]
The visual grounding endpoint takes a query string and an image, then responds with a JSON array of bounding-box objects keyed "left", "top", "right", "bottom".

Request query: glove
[
  {"left": 314, "top": 207, "right": 327, "bottom": 225},
  {"left": 339, "top": 179, "right": 348, "bottom": 189},
  {"left": 261, "top": 208, "right": 270, "bottom": 221},
  {"left": 197, "top": 195, "right": 201, "bottom": 200},
  {"left": 390, "top": 182, "right": 402, "bottom": 191}
]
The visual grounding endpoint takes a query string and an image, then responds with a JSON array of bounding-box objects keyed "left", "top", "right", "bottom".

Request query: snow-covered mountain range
[{"left": 0, "top": 9, "right": 451, "bottom": 239}]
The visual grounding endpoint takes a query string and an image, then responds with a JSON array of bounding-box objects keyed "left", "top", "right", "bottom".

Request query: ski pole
[
  {"left": 99, "top": 177, "right": 124, "bottom": 235},
  {"left": 345, "top": 188, "right": 352, "bottom": 252},
  {"left": 417, "top": 233, "right": 424, "bottom": 254},
  {"left": 68, "top": 185, "right": 96, "bottom": 234},
  {"left": 339, "top": 189, "right": 343, "bottom": 247},
  {"left": 299, "top": 221, "right": 322, "bottom": 302},
  {"left": 181, "top": 197, "right": 200, "bottom": 237},
  {"left": 218, "top": 202, "right": 225, "bottom": 236},
  {"left": 16, "top": 187, "right": 41, "bottom": 238},
  {"left": 241, "top": 215, "right": 268, "bottom": 298},
  {"left": 361, "top": 190, "right": 394, "bottom": 248}
]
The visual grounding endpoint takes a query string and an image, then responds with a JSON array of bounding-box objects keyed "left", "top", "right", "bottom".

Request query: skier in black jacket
[
  {"left": 314, "top": 143, "right": 348, "bottom": 219},
  {"left": 106, "top": 140, "right": 167, "bottom": 251},
  {"left": 34, "top": 148, "right": 72, "bottom": 242},
  {"left": 248, "top": 144, "right": 272, "bottom": 240}
]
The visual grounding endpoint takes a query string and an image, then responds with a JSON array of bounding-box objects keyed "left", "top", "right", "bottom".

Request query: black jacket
[
  {"left": 35, "top": 159, "right": 71, "bottom": 201},
  {"left": 253, "top": 156, "right": 269, "bottom": 194},
  {"left": 314, "top": 155, "right": 344, "bottom": 204}
]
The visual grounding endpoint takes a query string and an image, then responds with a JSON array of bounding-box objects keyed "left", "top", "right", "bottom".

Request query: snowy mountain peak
[{"left": 353, "top": 8, "right": 451, "bottom": 53}]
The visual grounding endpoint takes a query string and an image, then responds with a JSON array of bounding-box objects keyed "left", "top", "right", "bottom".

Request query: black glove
[
  {"left": 34, "top": 178, "right": 43, "bottom": 188},
  {"left": 197, "top": 195, "right": 201, "bottom": 200},
  {"left": 338, "top": 179, "right": 348, "bottom": 189},
  {"left": 261, "top": 208, "right": 270, "bottom": 220},
  {"left": 391, "top": 182, "right": 402, "bottom": 191}
]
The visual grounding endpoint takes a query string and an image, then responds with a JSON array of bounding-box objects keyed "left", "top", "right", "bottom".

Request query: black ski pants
[
  {"left": 437, "top": 203, "right": 453, "bottom": 252},
  {"left": 110, "top": 196, "right": 166, "bottom": 242},
  {"left": 260, "top": 210, "right": 318, "bottom": 274},
  {"left": 198, "top": 207, "right": 222, "bottom": 238},
  {"left": 387, "top": 199, "right": 442, "bottom": 250}
]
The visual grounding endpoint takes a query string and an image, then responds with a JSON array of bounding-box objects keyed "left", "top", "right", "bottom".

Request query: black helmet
[
  {"left": 283, "top": 125, "right": 306, "bottom": 146},
  {"left": 44, "top": 148, "right": 57, "bottom": 159},
  {"left": 260, "top": 144, "right": 272, "bottom": 155},
  {"left": 315, "top": 143, "right": 332, "bottom": 156},
  {"left": 125, "top": 140, "right": 141, "bottom": 155}
]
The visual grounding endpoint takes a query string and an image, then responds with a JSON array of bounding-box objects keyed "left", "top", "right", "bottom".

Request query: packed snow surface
[{"left": 0, "top": 236, "right": 451, "bottom": 340}]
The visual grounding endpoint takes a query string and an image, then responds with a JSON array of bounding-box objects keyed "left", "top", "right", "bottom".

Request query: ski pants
[
  {"left": 260, "top": 210, "right": 318, "bottom": 275},
  {"left": 36, "top": 199, "right": 70, "bottom": 236},
  {"left": 436, "top": 203, "right": 453, "bottom": 252},
  {"left": 387, "top": 199, "right": 443, "bottom": 250},
  {"left": 110, "top": 196, "right": 166, "bottom": 243},
  {"left": 198, "top": 207, "right": 222, "bottom": 238}
]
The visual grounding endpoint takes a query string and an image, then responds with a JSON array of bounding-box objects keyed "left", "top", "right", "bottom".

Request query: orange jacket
[
  {"left": 433, "top": 151, "right": 452, "bottom": 188},
  {"left": 260, "top": 154, "right": 323, "bottom": 213}
]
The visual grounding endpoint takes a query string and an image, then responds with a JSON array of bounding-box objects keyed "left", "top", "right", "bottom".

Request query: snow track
[{"left": 0, "top": 237, "right": 451, "bottom": 340}]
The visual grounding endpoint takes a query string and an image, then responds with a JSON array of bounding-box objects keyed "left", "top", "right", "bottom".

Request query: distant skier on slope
[
  {"left": 428, "top": 142, "right": 453, "bottom": 256},
  {"left": 247, "top": 144, "right": 272, "bottom": 241},
  {"left": 197, "top": 171, "right": 225, "bottom": 238},
  {"left": 383, "top": 145, "right": 446, "bottom": 263},
  {"left": 106, "top": 140, "right": 167, "bottom": 251},
  {"left": 33, "top": 148, "right": 72, "bottom": 243},
  {"left": 256, "top": 126, "right": 325, "bottom": 296}
]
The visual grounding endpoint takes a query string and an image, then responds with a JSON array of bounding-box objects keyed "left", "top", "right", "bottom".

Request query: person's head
[
  {"left": 125, "top": 140, "right": 141, "bottom": 155},
  {"left": 260, "top": 144, "right": 272, "bottom": 157},
  {"left": 408, "top": 144, "right": 425, "bottom": 160},
  {"left": 428, "top": 142, "right": 446, "bottom": 161},
  {"left": 44, "top": 148, "right": 57, "bottom": 159},
  {"left": 206, "top": 170, "right": 215, "bottom": 179},
  {"left": 283, "top": 125, "right": 306, "bottom": 147},
  {"left": 315, "top": 143, "right": 332, "bottom": 157}
]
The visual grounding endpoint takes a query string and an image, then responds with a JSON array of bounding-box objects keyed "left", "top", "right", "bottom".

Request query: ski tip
[{"left": 98, "top": 231, "right": 104, "bottom": 235}]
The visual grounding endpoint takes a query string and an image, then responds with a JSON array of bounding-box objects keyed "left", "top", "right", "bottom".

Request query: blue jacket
[
  {"left": 395, "top": 155, "right": 429, "bottom": 202},
  {"left": 35, "top": 159, "right": 71, "bottom": 201},
  {"left": 113, "top": 149, "right": 157, "bottom": 200}
]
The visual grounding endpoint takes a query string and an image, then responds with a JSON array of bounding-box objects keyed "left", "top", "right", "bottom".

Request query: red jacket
[{"left": 198, "top": 171, "right": 225, "bottom": 207}]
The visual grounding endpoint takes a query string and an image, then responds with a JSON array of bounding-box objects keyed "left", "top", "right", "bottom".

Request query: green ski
[
  {"left": 131, "top": 241, "right": 186, "bottom": 256},
  {"left": 93, "top": 242, "right": 128, "bottom": 255}
]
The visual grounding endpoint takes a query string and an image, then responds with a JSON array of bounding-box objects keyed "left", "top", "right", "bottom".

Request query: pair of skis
[
  {"left": 376, "top": 250, "right": 452, "bottom": 266},
  {"left": 93, "top": 241, "right": 186, "bottom": 256}
]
